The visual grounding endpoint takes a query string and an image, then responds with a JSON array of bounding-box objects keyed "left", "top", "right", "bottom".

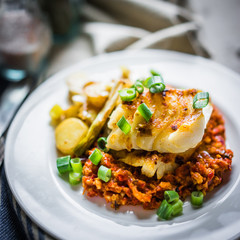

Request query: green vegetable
[
  {"left": 70, "top": 158, "right": 82, "bottom": 173},
  {"left": 193, "top": 92, "right": 209, "bottom": 109},
  {"left": 191, "top": 191, "right": 204, "bottom": 206},
  {"left": 98, "top": 165, "right": 112, "bottom": 182},
  {"left": 143, "top": 76, "right": 165, "bottom": 93},
  {"left": 137, "top": 103, "right": 153, "bottom": 122},
  {"left": 164, "top": 190, "right": 179, "bottom": 203},
  {"left": 117, "top": 116, "right": 131, "bottom": 134},
  {"left": 97, "top": 137, "right": 108, "bottom": 152},
  {"left": 133, "top": 81, "right": 144, "bottom": 94},
  {"left": 150, "top": 69, "right": 162, "bottom": 77},
  {"left": 69, "top": 172, "right": 81, "bottom": 185},
  {"left": 171, "top": 199, "right": 183, "bottom": 216},
  {"left": 74, "top": 80, "right": 124, "bottom": 156},
  {"left": 89, "top": 148, "right": 103, "bottom": 165},
  {"left": 157, "top": 200, "right": 173, "bottom": 220},
  {"left": 119, "top": 88, "right": 136, "bottom": 101},
  {"left": 56, "top": 156, "right": 72, "bottom": 174},
  {"left": 149, "top": 83, "right": 166, "bottom": 93}
]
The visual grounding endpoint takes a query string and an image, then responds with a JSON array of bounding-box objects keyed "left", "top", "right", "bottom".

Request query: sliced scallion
[
  {"left": 191, "top": 191, "right": 204, "bottom": 206},
  {"left": 117, "top": 116, "right": 131, "bottom": 134},
  {"left": 70, "top": 158, "right": 82, "bottom": 174},
  {"left": 149, "top": 83, "right": 165, "bottom": 93},
  {"left": 143, "top": 76, "right": 165, "bottom": 93},
  {"left": 143, "top": 75, "right": 164, "bottom": 87},
  {"left": 157, "top": 200, "right": 173, "bottom": 220},
  {"left": 119, "top": 88, "right": 136, "bottom": 101},
  {"left": 134, "top": 81, "right": 144, "bottom": 94},
  {"left": 69, "top": 172, "right": 81, "bottom": 185},
  {"left": 193, "top": 92, "right": 209, "bottom": 109},
  {"left": 98, "top": 165, "right": 112, "bottom": 182},
  {"left": 137, "top": 103, "right": 153, "bottom": 122},
  {"left": 150, "top": 69, "right": 162, "bottom": 77},
  {"left": 164, "top": 190, "right": 179, "bottom": 203},
  {"left": 89, "top": 148, "right": 103, "bottom": 165},
  {"left": 97, "top": 137, "right": 108, "bottom": 152},
  {"left": 56, "top": 156, "right": 72, "bottom": 174},
  {"left": 171, "top": 199, "right": 183, "bottom": 216}
]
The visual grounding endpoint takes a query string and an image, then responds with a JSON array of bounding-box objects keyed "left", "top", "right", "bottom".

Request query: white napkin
[{"left": 81, "top": 0, "right": 209, "bottom": 57}]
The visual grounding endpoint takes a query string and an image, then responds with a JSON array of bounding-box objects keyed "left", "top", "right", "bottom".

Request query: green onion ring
[
  {"left": 70, "top": 158, "right": 83, "bottom": 174},
  {"left": 89, "top": 148, "right": 103, "bottom": 165},
  {"left": 56, "top": 155, "right": 72, "bottom": 174},
  {"left": 149, "top": 82, "right": 165, "bottom": 93},
  {"left": 156, "top": 200, "right": 173, "bottom": 220},
  {"left": 97, "top": 137, "right": 108, "bottom": 152},
  {"left": 150, "top": 69, "right": 162, "bottom": 77},
  {"left": 193, "top": 92, "right": 209, "bottom": 109},
  {"left": 69, "top": 172, "right": 81, "bottom": 185},
  {"left": 98, "top": 165, "right": 112, "bottom": 182},
  {"left": 117, "top": 116, "right": 131, "bottom": 134},
  {"left": 171, "top": 199, "right": 183, "bottom": 216},
  {"left": 191, "top": 191, "right": 204, "bottom": 206},
  {"left": 164, "top": 190, "right": 179, "bottom": 203},
  {"left": 119, "top": 88, "right": 136, "bottom": 101},
  {"left": 134, "top": 81, "right": 144, "bottom": 94},
  {"left": 137, "top": 103, "right": 153, "bottom": 122}
]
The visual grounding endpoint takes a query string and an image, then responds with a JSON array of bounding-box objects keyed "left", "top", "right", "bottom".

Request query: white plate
[{"left": 5, "top": 50, "right": 240, "bottom": 240}]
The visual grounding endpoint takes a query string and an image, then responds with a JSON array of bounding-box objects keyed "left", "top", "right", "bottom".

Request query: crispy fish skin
[{"left": 107, "top": 88, "right": 213, "bottom": 153}]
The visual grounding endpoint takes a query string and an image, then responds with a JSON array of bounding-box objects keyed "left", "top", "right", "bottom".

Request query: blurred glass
[
  {"left": 38, "top": 0, "right": 83, "bottom": 43},
  {"left": 0, "top": 0, "right": 52, "bottom": 82}
]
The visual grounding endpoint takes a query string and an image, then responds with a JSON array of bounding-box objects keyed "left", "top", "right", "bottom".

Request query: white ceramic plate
[{"left": 5, "top": 50, "right": 240, "bottom": 240}]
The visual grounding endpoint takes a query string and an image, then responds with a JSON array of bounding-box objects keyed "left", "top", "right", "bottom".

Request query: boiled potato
[
  {"left": 83, "top": 82, "right": 110, "bottom": 109},
  {"left": 55, "top": 118, "right": 88, "bottom": 155},
  {"left": 66, "top": 72, "right": 89, "bottom": 101}
]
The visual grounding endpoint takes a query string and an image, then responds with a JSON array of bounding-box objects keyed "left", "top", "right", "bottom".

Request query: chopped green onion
[
  {"left": 157, "top": 200, "right": 173, "bottom": 220},
  {"left": 57, "top": 156, "right": 72, "bottom": 174},
  {"left": 98, "top": 165, "right": 112, "bottom": 182},
  {"left": 171, "top": 199, "right": 183, "bottom": 216},
  {"left": 150, "top": 69, "right": 162, "bottom": 77},
  {"left": 119, "top": 88, "right": 136, "bottom": 101},
  {"left": 193, "top": 92, "right": 209, "bottom": 109},
  {"left": 97, "top": 137, "right": 108, "bottom": 152},
  {"left": 149, "top": 83, "right": 165, "bottom": 93},
  {"left": 89, "top": 148, "right": 103, "bottom": 165},
  {"left": 191, "top": 191, "right": 204, "bottom": 206},
  {"left": 137, "top": 103, "right": 153, "bottom": 122},
  {"left": 70, "top": 158, "right": 82, "bottom": 174},
  {"left": 117, "top": 116, "right": 131, "bottom": 134},
  {"left": 143, "top": 75, "right": 164, "bottom": 87},
  {"left": 143, "top": 76, "right": 165, "bottom": 93},
  {"left": 164, "top": 190, "right": 179, "bottom": 203},
  {"left": 134, "top": 81, "right": 144, "bottom": 94},
  {"left": 69, "top": 172, "right": 81, "bottom": 185}
]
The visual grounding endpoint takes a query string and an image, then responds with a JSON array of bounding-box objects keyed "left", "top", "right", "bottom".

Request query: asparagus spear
[{"left": 74, "top": 79, "right": 124, "bottom": 156}]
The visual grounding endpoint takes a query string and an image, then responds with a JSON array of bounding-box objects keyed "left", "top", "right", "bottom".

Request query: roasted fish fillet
[
  {"left": 112, "top": 148, "right": 195, "bottom": 179},
  {"left": 107, "top": 88, "right": 212, "bottom": 153}
]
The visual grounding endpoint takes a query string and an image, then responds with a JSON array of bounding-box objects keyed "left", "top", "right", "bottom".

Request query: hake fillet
[{"left": 107, "top": 88, "right": 212, "bottom": 153}]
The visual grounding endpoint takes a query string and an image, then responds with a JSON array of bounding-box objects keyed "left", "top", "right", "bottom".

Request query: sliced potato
[
  {"left": 55, "top": 118, "right": 88, "bottom": 155},
  {"left": 63, "top": 105, "right": 80, "bottom": 119},
  {"left": 66, "top": 72, "right": 89, "bottom": 97},
  {"left": 83, "top": 82, "right": 110, "bottom": 109}
]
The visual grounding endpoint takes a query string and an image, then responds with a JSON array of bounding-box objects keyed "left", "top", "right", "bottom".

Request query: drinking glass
[{"left": 0, "top": 0, "right": 52, "bottom": 82}]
